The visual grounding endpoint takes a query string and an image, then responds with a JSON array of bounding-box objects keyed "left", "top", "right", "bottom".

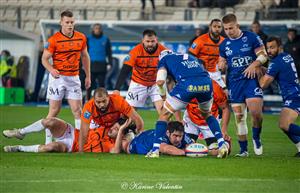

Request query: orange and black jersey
[
  {"left": 124, "top": 43, "right": 167, "bottom": 86},
  {"left": 189, "top": 33, "right": 224, "bottom": 72},
  {"left": 45, "top": 30, "right": 87, "bottom": 76}
]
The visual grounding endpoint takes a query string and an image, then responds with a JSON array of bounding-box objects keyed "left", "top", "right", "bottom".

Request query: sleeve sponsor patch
[
  {"left": 124, "top": 55, "right": 130, "bottom": 62},
  {"left": 191, "top": 43, "right": 197, "bottom": 49},
  {"left": 44, "top": 42, "right": 50, "bottom": 49},
  {"left": 83, "top": 111, "right": 91, "bottom": 119}
]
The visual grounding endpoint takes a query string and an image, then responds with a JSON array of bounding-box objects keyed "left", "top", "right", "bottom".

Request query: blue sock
[
  {"left": 288, "top": 124, "right": 300, "bottom": 136},
  {"left": 252, "top": 127, "right": 261, "bottom": 140},
  {"left": 153, "top": 121, "right": 168, "bottom": 149},
  {"left": 284, "top": 130, "right": 300, "bottom": 144},
  {"left": 206, "top": 116, "right": 224, "bottom": 147},
  {"left": 238, "top": 140, "right": 248, "bottom": 153}
]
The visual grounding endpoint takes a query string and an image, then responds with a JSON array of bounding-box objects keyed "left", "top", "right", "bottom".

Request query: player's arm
[
  {"left": 78, "top": 120, "right": 89, "bottom": 153},
  {"left": 110, "top": 119, "right": 130, "bottom": 154},
  {"left": 259, "top": 74, "right": 274, "bottom": 89},
  {"left": 128, "top": 109, "right": 144, "bottom": 133},
  {"left": 243, "top": 46, "right": 268, "bottom": 79},
  {"left": 42, "top": 49, "right": 60, "bottom": 78},
  {"left": 81, "top": 47, "right": 91, "bottom": 89},
  {"left": 160, "top": 143, "right": 185, "bottom": 156},
  {"left": 156, "top": 67, "right": 167, "bottom": 96},
  {"left": 218, "top": 56, "right": 227, "bottom": 73}
]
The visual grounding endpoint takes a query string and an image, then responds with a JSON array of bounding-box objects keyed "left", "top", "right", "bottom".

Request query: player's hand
[
  {"left": 113, "top": 90, "right": 120, "bottom": 95},
  {"left": 50, "top": 69, "right": 60, "bottom": 78},
  {"left": 222, "top": 132, "right": 231, "bottom": 141},
  {"left": 243, "top": 61, "right": 260, "bottom": 79},
  {"left": 85, "top": 77, "right": 91, "bottom": 89}
]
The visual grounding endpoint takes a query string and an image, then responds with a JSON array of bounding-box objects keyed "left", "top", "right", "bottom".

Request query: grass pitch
[{"left": 0, "top": 106, "right": 299, "bottom": 193}]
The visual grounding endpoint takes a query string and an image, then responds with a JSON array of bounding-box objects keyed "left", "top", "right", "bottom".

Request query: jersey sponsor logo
[
  {"left": 181, "top": 60, "right": 201, "bottom": 69},
  {"left": 84, "top": 111, "right": 91, "bottom": 119},
  {"left": 225, "top": 46, "right": 232, "bottom": 56},
  {"left": 89, "top": 119, "right": 100, "bottom": 129},
  {"left": 48, "top": 87, "right": 59, "bottom": 95},
  {"left": 44, "top": 42, "right": 50, "bottom": 49},
  {"left": 284, "top": 100, "right": 292, "bottom": 106},
  {"left": 254, "top": 87, "right": 263, "bottom": 96},
  {"left": 226, "top": 41, "right": 231, "bottom": 45},
  {"left": 127, "top": 91, "right": 139, "bottom": 101},
  {"left": 256, "top": 36, "right": 263, "bottom": 45},
  {"left": 187, "top": 85, "right": 210, "bottom": 92},
  {"left": 231, "top": 56, "right": 252, "bottom": 68},
  {"left": 191, "top": 43, "right": 197, "bottom": 49}
]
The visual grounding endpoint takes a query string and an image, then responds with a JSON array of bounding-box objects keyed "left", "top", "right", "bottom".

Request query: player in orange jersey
[
  {"left": 189, "top": 19, "right": 226, "bottom": 89},
  {"left": 114, "top": 29, "right": 167, "bottom": 114},
  {"left": 79, "top": 87, "right": 144, "bottom": 152},
  {"left": 3, "top": 117, "right": 116, "bottom": 153},
  {"left": 42, "top": 10, "right": 91, "bottom": 145},
  {"left": 183, "top": 80, "right": 231, "bottom": 156}
]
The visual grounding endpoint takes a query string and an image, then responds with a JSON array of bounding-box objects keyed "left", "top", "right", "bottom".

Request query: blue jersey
[
  {"left": 129, "top": 129, "right": 193, "bottom": 155},
  {"left": 267, "top": 52, "right": 300, "bottom": 101},
  {"left": 158, "top": 53, "right": 209, "bottom": 82},
  {"left": 219, "top": 31, "right": 264, "bottom": 82}
]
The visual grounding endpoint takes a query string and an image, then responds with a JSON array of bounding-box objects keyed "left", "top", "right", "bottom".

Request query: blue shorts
[
  {"left": 128, "top": 138, "right": 148, "bottom": 155},
  {"left": 228, "top": 79, "right": 263, "bottom": 103},
  {"left": 170, "top": 77, "right": 213, "bottom": 104},
  {"left": 283, "top": 96, "right": 300, "bottom": 114}
]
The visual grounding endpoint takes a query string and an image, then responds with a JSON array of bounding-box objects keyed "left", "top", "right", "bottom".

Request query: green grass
[{"left": 0, "top": 106, "right": 300, "bottom": 193}]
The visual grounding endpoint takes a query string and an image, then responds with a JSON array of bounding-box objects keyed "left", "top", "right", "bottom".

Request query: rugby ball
[{"left": 185, "top": 143, "right": 208, "bottom": 157}]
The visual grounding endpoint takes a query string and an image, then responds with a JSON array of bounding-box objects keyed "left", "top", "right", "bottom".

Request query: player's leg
[
  {"left": 279, "top": 108, "right": 300, "bottom": 156},
  {"left": 183, "top": 111, "right": 201, "bottom": 141},
  {"left": 231, "top": 103, "right": 249, "bottom": 157},
  {"left": 4, "top": 142, "right": 68, "bottom": 153},
  {"left": 246, "top": 97, "right": 263, "bottom": 155},
  {"left": 45, "top": 100, "right": 62, "bottom": 144},
  {"left": 65, "top": 75, "right": 83, "bottom": 130}
]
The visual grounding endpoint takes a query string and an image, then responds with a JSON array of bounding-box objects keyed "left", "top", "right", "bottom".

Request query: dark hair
[
  {"left": 288, "top": 28, "right": 297, "bottom": 34},
  {"left": 1, "top": 50, "right": 11, "bottom": 57},
  {"left": 93, "top": 23, "right": 102, "bottom": 28},
  {"left": 93, "top": 87, "right": 108, "bottom": 98},
  {"left": 61, "top": 10, "right": 73, "bottom": 18},
  {"left": 167, "top": 121, "right": 184, "bottom": 134},
  {"left": 222, "top": 13, "right": 237, "bottom": 24},
  {"left": 143, "top": 29, "right": 157, "bottom": 37},
  {"left": 210, "top": 18, "right": 222, "bottom": 25},
  {"left": 252, "top": 20, "right": 261, "bottom": 26},
  {"left": 266, "top": 36, "right": 282, "bottom": 47}
]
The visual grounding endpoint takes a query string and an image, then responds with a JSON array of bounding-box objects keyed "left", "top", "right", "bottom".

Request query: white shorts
[
  {"left": 183, "top": 110, "right": 218, "bottom": 139},
  {"left": 126, "top": 80, "right": 162, "bottom": 107},
  {"left": 47, "top": 75, "right": 82, "bottom": 100},
  {"left": 208, "top": 71, "right": 226, "bottom": 89},
  {"left": 54, "top": 124, "right": 75, "bottom": 152}
]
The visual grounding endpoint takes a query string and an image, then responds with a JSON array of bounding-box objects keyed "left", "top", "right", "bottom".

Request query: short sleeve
[
  {"left": 252, "top": 33, "right": 264, "bottom": 50},
  {"left": 266, "top": 61, "right": 280, "bottom": 78},
  {"left": 81, "top": 34, "right": 87, "bottom": 50},
  {"left": 45, "top": 36, "right": 56, "bottom": 54},
  {"left": 123, "top": 47, "right": 137, "bottom": 67},
  {"left": 81, "top": 101, "right": 93, "bottom": 124},
  {"left": 188, "top": 38, "right": 202, "bottom": 56},
  {"left": 219, "top": 41, "right": 226, "bottom": 58}
]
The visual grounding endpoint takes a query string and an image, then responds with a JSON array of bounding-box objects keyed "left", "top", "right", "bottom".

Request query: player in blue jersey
[
  {"left": 110, "top": 120, "right": 193, "bottom": 156},
  {"left": 259, "top": 36, "right": 300, "bottom": 157},
  {"left": 218, "top": 14, "right": 268, "bottom": 157},
  {"left": 145, "top": 50, "right": 229, "bottom": 158}
]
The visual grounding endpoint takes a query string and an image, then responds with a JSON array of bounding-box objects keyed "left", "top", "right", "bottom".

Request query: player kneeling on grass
[
  {"left": 3, "top": 117, "right": 118, "bottom": 153},
  {"left": 110, "top": 120, "right": 193, "bottom": 156},
  {"left": 259, "top": 36, "right": 300, "bottom": 157}
]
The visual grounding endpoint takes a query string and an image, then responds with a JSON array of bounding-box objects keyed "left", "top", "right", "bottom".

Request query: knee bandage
[{"left": 232, "top": 104, "right": 248, "bottom": 135}]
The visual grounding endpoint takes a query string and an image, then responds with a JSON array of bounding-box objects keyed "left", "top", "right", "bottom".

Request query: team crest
[{"left": 242, "top": 37, "right": 247, "bottom": 42}]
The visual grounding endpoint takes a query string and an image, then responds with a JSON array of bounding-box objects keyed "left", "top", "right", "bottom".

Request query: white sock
[
  {"left": 75, "top": 119, "right": 81, "bottom": 130},
  {"left": 19, "top": 145, "right": 40, "bottom": 153},
  {"left": 19, "top": 120, "right": 44, "bottom": 135},
  {"left": 296, "top": 142, "right": 300, "bottom": 152},
  {"left": 45, "top": 129, "right": 53, "bottom": 145}
]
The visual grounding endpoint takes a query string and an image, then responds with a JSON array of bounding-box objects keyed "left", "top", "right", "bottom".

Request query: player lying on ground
[
  {"left": 184, "top": 80, "right": 231, "bottom": 156},
  {"left": 259, "top": 36, "right": 300, "bottom": 157},
  {"left": 3, "top": 117, "right": 119, "bottom": 153},
  {"left": 110, "top": 120, "right": 194, "bottom": 156}
]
